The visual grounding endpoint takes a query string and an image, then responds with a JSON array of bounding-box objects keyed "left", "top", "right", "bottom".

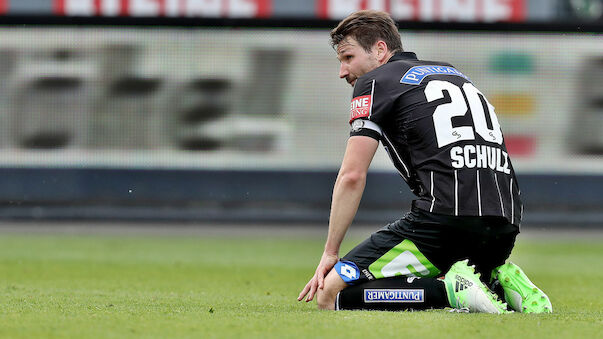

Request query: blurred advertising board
[
  {"left": 317, "top": 0, "right": 525, "bottom": 21},
  {"left": 54, "top": 0, "right": 271, "bottom": 17},
  {"left": 51, "top": 0, "right": 524, "bottom": 22},
  {"left": 0, "top": 27, "right": 600, "bottom": 175}
]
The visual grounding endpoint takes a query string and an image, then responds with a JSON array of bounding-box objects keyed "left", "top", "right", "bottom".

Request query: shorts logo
[
  {"left": 364, "top": 289, "right": 424, "bottom": 303},
  {"left": 335, "top": 261, "right": 360, "bottom": 283},
  {"left": 349, "top": 95, "right": 372, "bottom": 123},
  {"left": 362, "top": 269, "right": 375, "bottom": 280}
]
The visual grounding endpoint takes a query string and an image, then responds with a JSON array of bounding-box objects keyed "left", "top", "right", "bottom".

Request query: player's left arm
[
  {"left": 298, "top": 134, "right": 378, "bottom": 302},
  {"left": 325, "top": 135, "right": 378, "bottom": 256}
]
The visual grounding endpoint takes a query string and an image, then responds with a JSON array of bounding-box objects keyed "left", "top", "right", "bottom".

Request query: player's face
[{"left": 337, "top": 37, "right": 380, "bottom": 87}]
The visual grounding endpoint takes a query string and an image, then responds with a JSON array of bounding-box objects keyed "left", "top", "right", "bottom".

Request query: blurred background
[{"left": 0, "top": 0, "right": 601, "bottom": 227}]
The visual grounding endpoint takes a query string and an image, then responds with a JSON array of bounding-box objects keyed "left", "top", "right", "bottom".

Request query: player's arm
[
  {"left": 298, "top": 134, "right": 378, "bottom": 302},
  {"left": 325, "top": 135, "right": 378, "bottom": 256}
]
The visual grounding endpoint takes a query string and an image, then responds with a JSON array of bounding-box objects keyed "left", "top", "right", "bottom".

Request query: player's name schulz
[{"left": 450, "top": 144, "right": 511, "bottom": 174}]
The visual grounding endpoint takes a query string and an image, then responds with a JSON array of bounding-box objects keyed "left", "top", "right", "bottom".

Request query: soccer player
[{"left": 297, "top": 10, "right": 552, "bottom": 313}]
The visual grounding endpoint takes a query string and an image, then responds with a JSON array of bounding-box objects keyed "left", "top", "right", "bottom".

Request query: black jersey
[{"left": 349, "top": 52, "right": 522, "bottom": 226}]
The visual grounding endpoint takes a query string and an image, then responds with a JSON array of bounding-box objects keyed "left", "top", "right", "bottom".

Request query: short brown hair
[{"left": 330, "top": 10, "right": 402, "bottom": 53}]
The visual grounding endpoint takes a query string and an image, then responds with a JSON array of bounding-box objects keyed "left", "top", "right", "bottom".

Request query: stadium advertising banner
[
  {"left": 317, "top": 0, "right": 525, "bottom": 21},
  {"left": 54, "top": 0, "right": 271, "bottom": 17},
  {"left": 3, "top": 0, "right": 602, "bottom": 22},
  {"left": 48, "top": 0, "right": 523, "bottom": 21}
]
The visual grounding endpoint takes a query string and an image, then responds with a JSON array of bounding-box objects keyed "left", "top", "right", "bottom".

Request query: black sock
[{"left": 336, "top": 276, "right": 449, "bottom": 311}]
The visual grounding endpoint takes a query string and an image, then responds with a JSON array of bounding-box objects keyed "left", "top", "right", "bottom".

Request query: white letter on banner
[
  {"left": 229, "top": 0, "right": 257, "bottom": 17},
  {"left": 130, "top": 0, "right": 161, "bottom": 16},
  {"left": 64, "top": 0, "right": 95, "bottom": 15},
  {"left": 101, "top": 0, "right": 121, "bottom": 16},
  {"left": 418, "top": 0, "right": 435, "bottom": 21},
  {"left": 441, "top": 0, "right": 477, "bottom": 22},
  {"left": 328, "top": 0, "right": 362, "bottom": 19},
  {"left": 483, "top": 0, "right": 512, "bottom": 22},
  {"left": 185, "top": 0, "right": 222, "bottom": 17},
  {"left": 165, "top": 0, "right": 180, "bottom": 16},
  {"left": 367, "top": 0, "right": 387, "bottom": 11},
  {"left": 390, "top": 0, "right": 415, "bottom": 20}
]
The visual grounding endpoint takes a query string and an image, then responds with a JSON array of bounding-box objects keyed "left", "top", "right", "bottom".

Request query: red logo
[{"left": 349, "top": 95, "right": 372, "bottom": 123}]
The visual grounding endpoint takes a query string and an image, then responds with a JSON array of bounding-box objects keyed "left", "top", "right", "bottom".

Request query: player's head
[{"left": 330, "top": 10, "right": 403, "bottom": 86}]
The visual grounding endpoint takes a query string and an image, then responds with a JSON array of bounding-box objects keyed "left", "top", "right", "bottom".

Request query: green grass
[{"left": 0, "top": 229, "right": 602, "bottom": 338}]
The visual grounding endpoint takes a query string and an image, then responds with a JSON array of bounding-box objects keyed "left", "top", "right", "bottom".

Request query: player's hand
[{"left": 297, "top": 252, "right": 339, "bottom": 302}]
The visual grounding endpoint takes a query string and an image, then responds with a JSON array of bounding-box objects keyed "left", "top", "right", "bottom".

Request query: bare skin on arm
[
  {"left": 297, "top": 36, "right": 394, "bottom": 310},
  {"left": 297, "top": 136, "right": 379, "bottom": 309}
]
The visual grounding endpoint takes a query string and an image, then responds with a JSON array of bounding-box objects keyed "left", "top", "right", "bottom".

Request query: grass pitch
[{"left": 0, "top": 225, "right": 602, "bottom": 338}]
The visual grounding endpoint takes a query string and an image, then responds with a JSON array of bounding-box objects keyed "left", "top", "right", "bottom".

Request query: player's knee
[{"left": 316, "top": 288, "right": 336, "bottom": 310}]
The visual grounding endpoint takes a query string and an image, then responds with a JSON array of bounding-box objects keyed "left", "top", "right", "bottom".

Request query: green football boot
[
  {"left": 444, "top": 259, "right": 510, "bottom": 314},
  {"left": 492, "top": 262, "right": 552, "bottom": 314}
]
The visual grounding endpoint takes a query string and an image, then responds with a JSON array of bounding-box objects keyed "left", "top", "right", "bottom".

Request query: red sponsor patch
[{"left": 349, "top": 95, "right": 372, "bottom": 123}]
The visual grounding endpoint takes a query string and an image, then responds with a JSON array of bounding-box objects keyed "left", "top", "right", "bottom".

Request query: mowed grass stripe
[{"left": 0, "top": 232, "right": 601, "bottom": 339}]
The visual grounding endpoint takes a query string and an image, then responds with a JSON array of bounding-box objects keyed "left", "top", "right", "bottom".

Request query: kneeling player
[{"left": 297, "top": 10, "right": 551, "bottom": 314}]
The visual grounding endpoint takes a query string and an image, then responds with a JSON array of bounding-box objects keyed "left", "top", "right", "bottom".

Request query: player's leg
[
  {"left": 316, "top": 262, "right": 449, "bottom": 311},
  {"left": 443, "top": 259, "right": 510, "bottom": 314},
  {"left": 315, "top": 269, "right": 347, "bottom": 310},
  {"left": 336, "top": 275, "right": 448, "bottom": 311},
  {"left": 482, "top": 223, "right": 552, "bottom": 313},
  {"left": 321, "top": 219, "right": 450, "bottom": 311},
  {"left": 332, "top": 210, "right": 510, "bottom": 313},
  {"left": 331, "top": 259, "right": 509, "bottom": 313},
  {"left": 491, "top": 262, "right": 552, "bottom": 313},
  {"left": 459, "top": 218, "right": 552, "bottom": 314}
]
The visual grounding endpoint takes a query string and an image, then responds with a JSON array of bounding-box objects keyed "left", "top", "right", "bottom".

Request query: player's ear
[{"left": 374, "top": 40, "right": 389, "bottom": 63}]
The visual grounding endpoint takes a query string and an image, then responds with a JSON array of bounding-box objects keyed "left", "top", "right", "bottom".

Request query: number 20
[{"left": 425, "top": 80, "right": 503, "bottom": 148}]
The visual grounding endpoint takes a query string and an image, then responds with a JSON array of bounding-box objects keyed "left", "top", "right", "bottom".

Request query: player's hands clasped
[{"left": 297, "top": 251, "right": 339, "bottom": 302}]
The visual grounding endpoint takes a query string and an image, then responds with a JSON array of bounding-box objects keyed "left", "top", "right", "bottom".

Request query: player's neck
[{"left": 380, "top": 52, "right": 395, "bottom": 66}]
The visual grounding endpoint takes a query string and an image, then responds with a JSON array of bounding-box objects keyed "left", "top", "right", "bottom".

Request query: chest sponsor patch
[
  {"left": 400, "top": 65, "right": 470, "bottom": 85},
  {"left": 364, "top": 289, "right": 424, "bottom": 303},
  {"left": 349, "top": 94, "right": 372, "bottom": 123}
]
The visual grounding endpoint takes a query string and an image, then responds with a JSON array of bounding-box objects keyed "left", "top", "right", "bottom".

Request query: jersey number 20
[{"left": 425, "top": 80, "right": 503, "bottom": 148}]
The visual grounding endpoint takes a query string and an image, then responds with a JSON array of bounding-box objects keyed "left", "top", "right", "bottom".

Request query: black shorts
[{"left": 334, "top": 206, "right": 519, "bottom": 285}]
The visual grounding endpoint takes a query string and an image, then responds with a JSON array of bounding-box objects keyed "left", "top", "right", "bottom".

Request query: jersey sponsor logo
[
  {"left": 349, "top": 95, "right": 372, "bottom": 123},
  {"left": 364, "top": 289, "right": 424, "bottom": 303},
  {"left": 400, "top": 65, "right": 470, "bottom": 85},
  {"left": 335, "top": 261, "right": 360, "bottom": 283},
  {"left": 450, "top": 145, "right": 511, "bottom": 174}
]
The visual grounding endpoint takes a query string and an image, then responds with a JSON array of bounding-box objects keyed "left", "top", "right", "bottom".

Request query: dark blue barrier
[{"left": 0, "top": 168, "right": 600, "bottom": 227}]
